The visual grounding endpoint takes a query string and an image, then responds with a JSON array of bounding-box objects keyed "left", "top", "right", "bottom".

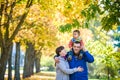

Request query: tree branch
[
  {"left": 3, "top": 0, "right": 9, "bottom": 44},
  {"left": 7, "top": 0, "right": 33, "bottom": 46},
  {"left": 26, "top": 0, "right": 33, "bottom": 8},
  {"left": 0, "top": 2, "right": 4, "bottom": 47},
  {"left": 8, "top": 12, "right": 28, "bottom": 44},
  {"left": 39, "top": 45, "right": 44, "bottom": 51},
  {"left": 4, "top": 0, "right": 9, "bottom": 18},
  {"left": 5, "top": 0, "right": 16, "bottom": 42}
]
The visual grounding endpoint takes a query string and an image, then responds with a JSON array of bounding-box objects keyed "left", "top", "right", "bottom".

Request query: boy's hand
[{"left": 54, "top": 57, "right": 60, "bottom": 63}]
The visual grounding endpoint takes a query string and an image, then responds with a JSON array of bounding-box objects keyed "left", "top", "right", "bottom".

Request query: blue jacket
[{"left": 67, "top": 50, "right": 94, "bottom": 80}]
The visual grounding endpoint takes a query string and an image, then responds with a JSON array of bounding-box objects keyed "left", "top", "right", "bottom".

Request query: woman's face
[{"left": 59, "top": 49, "right": 67, "bottom": 56}]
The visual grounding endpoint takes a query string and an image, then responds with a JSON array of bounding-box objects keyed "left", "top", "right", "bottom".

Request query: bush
[{"left": 41, "top": 56, "right": 55, "bottom": 71}]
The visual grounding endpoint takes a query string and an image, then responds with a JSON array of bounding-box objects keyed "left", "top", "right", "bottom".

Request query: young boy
[
  {"left": 69, "top": 30, "right": 84, "bottom": 50},
  {"left": 68, "top": 30, "right": 84, "bottom": 60}
]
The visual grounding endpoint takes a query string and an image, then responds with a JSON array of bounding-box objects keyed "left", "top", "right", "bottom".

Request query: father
[{"left": 55, "top": 41, "right": 94, "bottom": 80}]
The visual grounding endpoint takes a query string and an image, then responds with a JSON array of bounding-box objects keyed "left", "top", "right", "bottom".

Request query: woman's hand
[{"left": 77, "top": 66, "right": 84, "bottom": 72}]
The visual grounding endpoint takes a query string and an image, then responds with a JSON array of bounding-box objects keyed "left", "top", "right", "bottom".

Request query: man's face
[{"left": 73, "top": 43, "right": 81, "bottom": 55}]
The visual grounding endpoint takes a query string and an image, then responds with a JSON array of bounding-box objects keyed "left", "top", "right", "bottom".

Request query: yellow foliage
[{"left": 112, "top": 24, "right": 117, "bottom": 30}]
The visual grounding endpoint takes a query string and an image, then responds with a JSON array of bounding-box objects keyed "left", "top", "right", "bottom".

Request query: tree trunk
[
  {"left": 35, "top": 51, "right": 42, "bottom": 73},
  {"left": 8, "top": 44, "right": 13, "bottom": 80},
  {"left": 108, "top": 67, "right": 110, "bottom": 80},
  {"left": 14, "top": 42, "right": 20, "bottom": 80},
  {"left": 0, "top": 46, "right": 10, "bottom": 80},
  {"left": 23, "top": 42, "right": 35, "bottom": 78},
  {"left": 0, "top": 47, "right": 1, "bottom": 58},
  {"left": 35, "top": 58, "right": 40, "bottom": 73},
  {"left": 0, "top": 1, "right": 33, "bottom": 79},
  {"left": 30, "top": 52, "right": 35, "bottom": 75}
]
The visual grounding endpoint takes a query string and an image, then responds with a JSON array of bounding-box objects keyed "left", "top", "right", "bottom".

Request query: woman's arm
[{"left": 56, "top": 60, "right": 78, "bottom": 74}]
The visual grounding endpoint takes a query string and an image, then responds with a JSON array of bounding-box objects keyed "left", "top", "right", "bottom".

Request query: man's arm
[
  {"left": 54, "top": 55, "right": 58, "bottom": 59},
  {"left": 54, "top": 55, "right": 60, "bottom": 63},
  {"left": 80, "top": 40, "right": 84, "bottom": 50},
  {"left": 83, "top": 48, "right": 94, "bottom": 63}
]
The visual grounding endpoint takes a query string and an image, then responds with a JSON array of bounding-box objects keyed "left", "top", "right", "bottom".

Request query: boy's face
[
  {"left": 73, "top": 32, "right": 79, "bottom": 39},
  {"left": 59, "top": 49, "right": 67, "bottom": 56}
]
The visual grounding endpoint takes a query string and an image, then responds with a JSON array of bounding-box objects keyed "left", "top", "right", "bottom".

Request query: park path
[{"left": 5, "top": 71, "right": 56, "bottom": 80}]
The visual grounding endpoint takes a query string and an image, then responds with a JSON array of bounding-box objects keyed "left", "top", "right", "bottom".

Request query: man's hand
[
  {"left": 82, "top": 46, "right": 87, "bottom": 52},
  {"left": 54, "top": 57, "right": 60, "bottom": 63}
]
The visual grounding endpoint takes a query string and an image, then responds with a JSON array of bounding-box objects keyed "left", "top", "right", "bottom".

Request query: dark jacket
[{"left": 67, "top": 50, "right": 94, "bottom": 80}]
